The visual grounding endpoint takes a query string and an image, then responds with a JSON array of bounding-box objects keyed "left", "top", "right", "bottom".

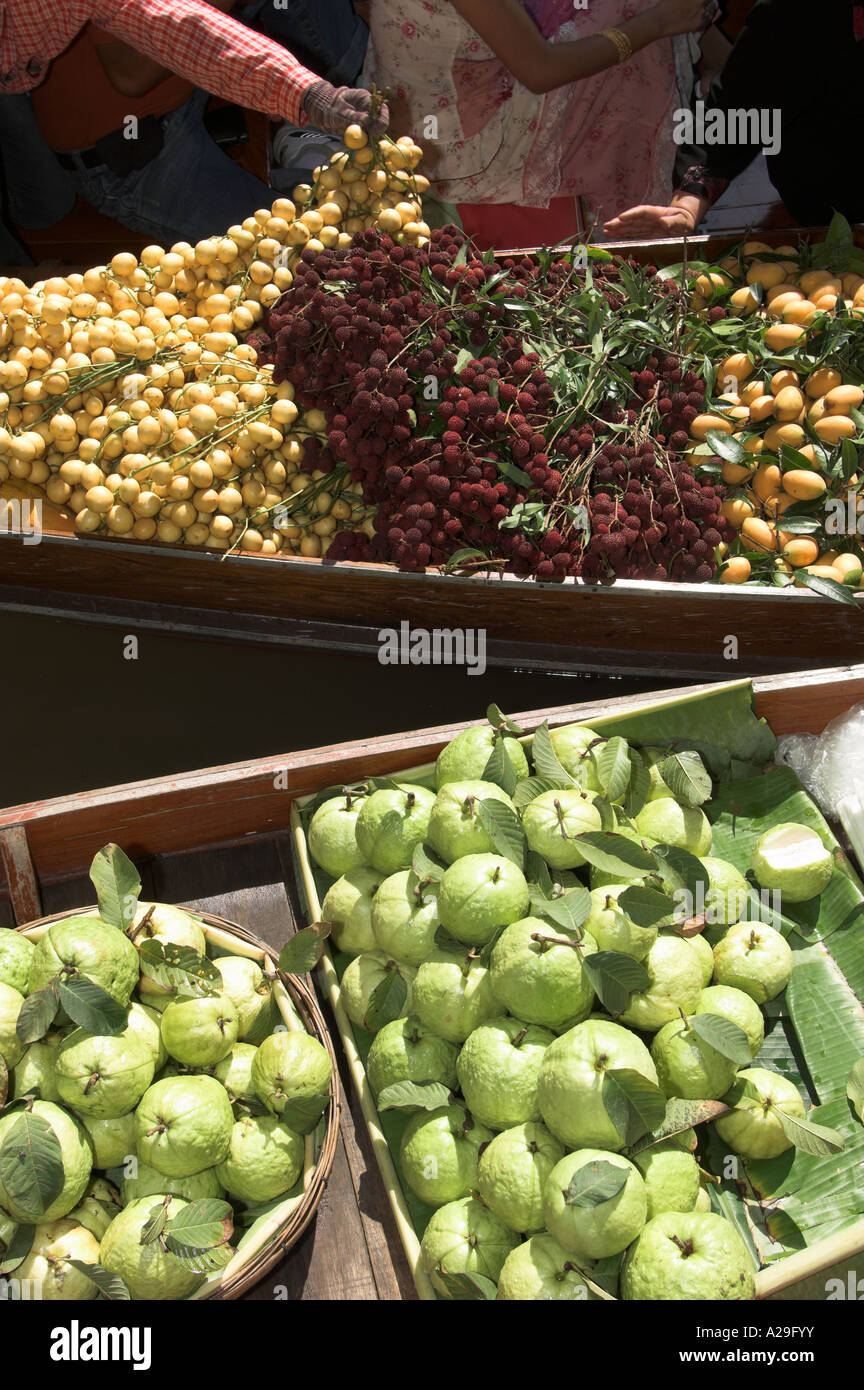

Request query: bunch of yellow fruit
[{"left": 0, "top": 126, "right": 427, "bottom": 556}]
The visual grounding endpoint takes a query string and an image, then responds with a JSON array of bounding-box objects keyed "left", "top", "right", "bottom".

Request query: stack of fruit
[
  {"left": 305, "top": 708, "right": 845, "bottom": 1300},
  {"left": 0, "top": 845, "right": 332, "bottom": 1300}
]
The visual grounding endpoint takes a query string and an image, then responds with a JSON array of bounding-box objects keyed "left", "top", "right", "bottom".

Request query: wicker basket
[{"left": 13, "top": 907, "right": 341, "bottom": 1301}]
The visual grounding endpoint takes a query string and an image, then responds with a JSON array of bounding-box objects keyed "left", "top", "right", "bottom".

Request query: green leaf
[
  {"left": 593, "top": 797, "right": 617, "bottom": 833},
  {"left": 651, "top": 844, "right": 710, "bottom": 900},
  {"left": 436, "top": 1269, "right": 497, "bottom": 1300},
  {"left": 364, "top": 969, "right": 408, "bottom": 1032},
  {"left": 775, "top": 1110, "right": 846, "bottom": 1157},
  {"left": 487, "top": 704, "right": 524, "bottom": 736},
  {"left": 57, "top": 976, "right": 127, "bottom": 1036},
  {"left": 454, "top": 348, "right": 472, "bottom": 374},
  {"left": 376, "top": 1080, "right": 451, "bottom": 1113},
  {"left": 628, "top": 1098, "right": 730, "bottom": 1155},
  {"left": 794, "top": 571, "right": 860, "bottom": 607},
  {"left": 15, "top": 981, "right": 60, "bottom": 1045},
  {"left": 443, "top": 548, "right": 489, "bottom": 574},
  {"left": 847, "top": 1059, "right": 864, "bottom": 1122},
  {"left": 583, "top": 950, "right": 650, "bottom": 1015},
  {"left": 0, "top": 1054, "right": 6, "bottom": 1112},
  {"left": 624, "top": 754, "right": 651, "bottom": 818},
  {"left": 705, "top": 430, "right": 746, "bottom": 464},
  {"left": 138, "top": 939, "right": 222, "bottom": 999},
  {"left": 476, "top": 799, "right": 526, "bottom": 870},
  {"left": 278, "top": 922, "right": 331, "bottom": 976},
  {"left": 412, "top": 843, "right": 446, "bottom": 883},
  {"left": 0, "top": 1222, "right": 34, "bottom": 1275},
  {"left": 66, "top": 1260, "right": 131, "bottom": 1300},
  {"left": 688, "top": 1013, "right": 753, "bottom": 1066},
  {"left": 602, "top": 1068, "right": 667, "bottom": 1146},
  {"left": 139, "top": 1198, "right": 170, "bottom": 1246},
  {"left": 530, "top": 721, "right": 577, "bottom": 787},
  {"left": 526, "top": 850, "right": 554, "bottom": 898},
  {"left": 619, "top": 885, "right": 676, "bottom": 928},
  {"left": 279, "top": 1091, "right": 330, "bottom": 1135},
  {"left": 89, "top": 843, "right": 141, "bottom": 931},
  {"left": 531, "top": 888, "right": 590, "bottom": 938},
  {"left": 0, "top": 1110, "right": 65, "bottom": 1219},
  {"left": 596, "top": 737, "right": 631, "bottom": 803},
  {"left": 169, "top": 1241, "right": 235, "bottom": 1274},
  {"left": 572, "top": 832, "right": 657, "bottom": 879},
  {"left": 513, "top": 776, "right": 564, "bottom": 810},
  {"left": 563, "top": 1159, "right": 628, "bottom": 1208},
  {"left": 657, "top": 751, "right": 712, "bottom": 808},
  {"left": 481, "top": 738, "right": 518, "bottom": 797},
  {"left": 586, "top": 1253, "right": 622, "bottom": 1299},
  {"left": 164, "top": 1198, "right": 234, "bottom": 1253}
]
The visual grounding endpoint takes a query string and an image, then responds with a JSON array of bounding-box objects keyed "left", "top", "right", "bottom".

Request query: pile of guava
[
  {"left": 308, "top": 707, "right": 841, "bottom": 1301},
  {"left": 0, "top": 845, "right": 331, "bottom": 1301}
]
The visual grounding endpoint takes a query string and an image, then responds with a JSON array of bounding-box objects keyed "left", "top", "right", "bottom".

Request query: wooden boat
[
  {"left": 2, "top": 662, "right": 863, "bottom": 1299},
  {"left": 2, "top": 227, "right": 863, "bottom": 677}
]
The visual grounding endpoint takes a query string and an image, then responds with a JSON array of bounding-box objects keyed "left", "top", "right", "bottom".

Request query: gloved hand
[{"left": 302, "top": 81, "right": 389, "bottom": 138}]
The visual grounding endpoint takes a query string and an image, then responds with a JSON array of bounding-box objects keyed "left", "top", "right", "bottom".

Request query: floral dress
[{"left": 363, "top": 0, "right": 680, "bottom": 219}]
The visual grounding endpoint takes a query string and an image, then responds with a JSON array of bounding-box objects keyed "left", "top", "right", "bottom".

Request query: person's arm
[
  {"left": 448, "top": 0, "right": 714, "bottom": 95},
  {"left": 95, "top": 0, "right": 237, "bottom": 99}
]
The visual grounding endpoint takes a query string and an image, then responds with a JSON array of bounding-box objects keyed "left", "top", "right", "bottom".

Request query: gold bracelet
[{"left": 599, "top": 27, "right": 633, "bottom": 64}]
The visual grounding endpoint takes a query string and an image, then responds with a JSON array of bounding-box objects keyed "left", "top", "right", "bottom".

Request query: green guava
[
  {"left": 0, "top": 929, "right": 34, "bottom": 994},
  {"left": 537, "top": 1018, "right": 659, "bottom": 1151},
  {"left": 584, "top": 884, "right": 657, "bottom": 961},
  {"left": 81, "top": 1111, "right": 137, "bottom": 1169},
  {"left": 160, "top": 994, "right": 239, "bottom": 1067},
  {"left": 371, "top": 870, "right": 440, "bottom": 966},
  {"left": 589, "top": 828, "right": 658, "bottom": 891},
  {"left": 635, "top": 798, "right": 712, "bottom": 857},
  {"left": 436, "top": 725, "right": 529, "bottom": 790},
  {"left": 489, "top": 919, "right": 597, "bottom": 1032},
  {"left": 751, "top": 822, "right": 833, "bottom": 903},
  {"left": 456, "top": 1016, "right": 555, "bottom": 1130},
  {"left": 121, "top": 1159, "right": 224, "bottom": 1205},
  {"left": 100, "top": 1195, "right": 207, "bottom": 1300},
  {"left": 321, "top": 867, "right": 381, "bottom": 957},
  {"left": 215, "top": 1114, "right": 304, "bottom": 1202},
  {"left": 0, "top": 980, "right": 25, "bottom": 1069},
  {"left": 683, "top": 930, "right": 715, "bottom": 987},
  {"left": 632, "top": 1133, "right": 701, "bottom": 1219},
  {"left": 0, "top": 1100, "right": 92, "bottom": 1223},
  {"left": 544, "top": 1149, "right": 647, "bottom": 1260},
  {"left": 497, "top": 1232, "right": 597, "bottom": 1300},
  {"left": 714, "top": 1066, "right": 806, "bottom": 1159},
  {"left": 251, "top": 1029, "right": 332, "bottom": 1117},
  {"left": 618, "top": 934, "right": 703, "bottom": 1032},
  {"left": 355, "top": 784, "right": 436, "bottom": 875},
  {"left": 419, "top": 1195, "right": 520, "bottom": 1294},
  {"left": 427, "top": 781, "right": 516, "bottom": 864},
  {"left": 133, "top": 903, "right": 208, "bottom": 1005},
  {"left": 213, "top": 955, "right": 273, "bottom": 1041},
  {"left": 366, "top": 1015, "right": 458, "bottom": 1097},
  {"left": 697, "top": 985, "right": 764, "bottom": 1058},
  {"left": 547, "top": 724, "right": 603, "bottom": 792},
  {"left": 621, "top": 1211, "right": 755, "bottom": 1300},
  {"left": 55, "top": 1028, "right": 155, "bottom": 1118},
  {"left": 651, "top": 1016, "right": 738, "bottom": 1100},
  {"left": 135, "top": 1074, "right": 234, "bottom": 1177},
  {"left": 437, "top": 853, "right": 530, "bottom": 947},
  {"left": 522, "top": 790, "right": 602, "bottom": 869},
  {"left": 66, "top": 1177, "right": 122, "bottom": 1240},
  {"left": 413, "top": 948, "right": 497, "bottom": 1044},
  {"left": 307, "top": 792, "right": 368, "bottom": 877},
  {"left": 214, "top": 1042, "right": 259, "bottom": 1101},
  {"left": 16, "top": 1218, "right": 100, "bottom": 1300},
  {"left": 477, "top": 1121, "right": 564, "bottom": 1234},
  {"left": 125, "top": 1000, "right": 167, "bottom": 1069},
  {"left": 712, "top": 921, "right": 793, "bottom": 1004},
  {"left": 12, "top": 1041, "right": 61, "bottom": 1102},
  {"left": 29, "top": 915, "right": 139, "bottom": 1007},
  {"left": 399, "top": 1103, "right": 492, "bottom": 1207},
  {"left": 700, "top": 857, "right": 751, "bottom": 926},
  {"left": 340, "top": 952, "right": 416, "bottom": 1032}
]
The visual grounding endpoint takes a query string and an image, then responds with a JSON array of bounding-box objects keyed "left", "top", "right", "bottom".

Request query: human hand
[
  {"left": 603, "top": 204, "right": 699, "bottom": 239},
  {"left": 302, "top": 81, "right": 389, "bottom": 138},
  {"left": 648, "top": 0, "right": 719, "bottom": 38}
]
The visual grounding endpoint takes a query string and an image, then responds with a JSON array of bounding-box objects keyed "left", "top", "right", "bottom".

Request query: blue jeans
[
  {"left": 244, "top": 0, "right": 369, "bottom": 85},
  {"left": 0, "top": 92, "right": 77, "bottom": 260}
]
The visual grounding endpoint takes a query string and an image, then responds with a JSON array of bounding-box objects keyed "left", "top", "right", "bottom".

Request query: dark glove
[{"left": 302, "top": 81, "right": 389, "bottom": 138}]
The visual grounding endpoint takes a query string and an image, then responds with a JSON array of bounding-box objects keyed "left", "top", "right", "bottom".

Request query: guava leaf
[
  {"left": 592, "top": 797, "right": 617, "bottom": 833},
  {"left": 481, "top": 738, "right": 518, "bottom": 797},
  {"left": 476, "top": 799, "right": 526, "bottom": 870},
  {"left": 368, "top": 776, "right": 405, "bottom": 794},
  {"left": 89, "top": 843, "right": 141, "bottom": 931},
  {"left": 623, "top": 754, "right": 651, "bottom": 818},
  {"left": 687, "top": 1013, "right": 752, "bottom": 1066},
  {"left": 412, "top": 843, "right": 446, "bottom": 883},
  {"left": 279, "top": 922, "right": 331, "bottom": 976},
  {"left": 168, "top": 1241, "right": 235, "bottom": 1275},
  {"left": 435, "top": 1269, "right": 497, "bottom": 1301},
  {"left": 530, "top": 887, "right": 589, "bottom": 938},
  {"left": 486, "top": 703, "right": 524, "bottom": 736},
  {"left": 15, "top": 981, "right": 60, "bottom": 1045},
  {"left": 164, "top": 1198, "right": 234, "bottom": 1253},
  {"left": 530, "top": 722, "right": 577, "bottom": 787},
  {"left": 139, "top": 1198, "right": 170, "bottom": 1246},
  {"left": 57, "top": 976, "right": 127, "bottom": 1036},
  {"left": 582, "top": 951, "right": 649, "bottom": 1016},
  {"left": 376, "top": 1081, "right": 451, "bottom": 1113},
  {"left": 651, "top": 844, "right": 710, "bottom": 900},
  {"left": 657, "top": 751, "right": 712, "bottom": 807},
  {"left": 618, "top": 885, "right": 676, "bottom": 928},
  {"left": 775, "top": 1110, "right": 846, "bottom": 1156},
  {"left": 0, "top": 1222, "right": 34, "bottom": 1275},
  {"left": 0, "top": 1111, "right": 65, "bottom": 1219},
  {"left": 364, "top": 970, "right": 408, "bottom": 1032},
  {"left": 596, "top": 737, "right": 631, "bottom": 803},
  {"left": 602, "top": 1068, "right": 667, "bottom": 1146},
  {"left": 572, "top": 833, "right": 656, "bottom": 878},
  {"left": 563, "top": 1159, "right": 628, "bottom": 1208},
  {"left": 847, "top": 1058, "right": 864, "bottom": 1122},
  {"left": 526, "top": 850, "right": 554, "bottom": 896},
  {"left": 586, "top": 1253, "right": 622, "bottom": 1299},
  {"left": 627, "top": 1098, "right": 730, "bottom": 1156},
  {"left": 280, "top": 1091, "right": 329, "bottom": 1134},
  {"left": 138, "top": 940, "right": 222, "bottom": 998},
  {"left": 67, "top": 1261, "right": 131, "bottom": 1300},
  {"left": 513, "top": 776, "right": 562, "bottom": 809}
]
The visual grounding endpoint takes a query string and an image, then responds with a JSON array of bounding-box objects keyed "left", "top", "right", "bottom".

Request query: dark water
[{"left": 0, "top": 611, "right": 683, "bottom": 807}]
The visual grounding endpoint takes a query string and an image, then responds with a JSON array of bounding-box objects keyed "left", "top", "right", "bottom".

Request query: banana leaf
[{"left": 585, "top": 680, "right": 777, "bottom": 766}]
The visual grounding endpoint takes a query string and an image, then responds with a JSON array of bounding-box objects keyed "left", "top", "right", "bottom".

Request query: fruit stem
[
  {"left": 553, "top": 799, "right": 570, "bottom": 839},
  {"left": 671, "top": 1235, "right": 695, "bottom": 1257},
  {"left": 512, "top": 1026, "right": 528, "bottom": 1048},
  {"left": 406, "top": 791, "right": 416, "bottom": 810},
  {"left": 127, "top": 903, "right": 155, "bottom": 943}
]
